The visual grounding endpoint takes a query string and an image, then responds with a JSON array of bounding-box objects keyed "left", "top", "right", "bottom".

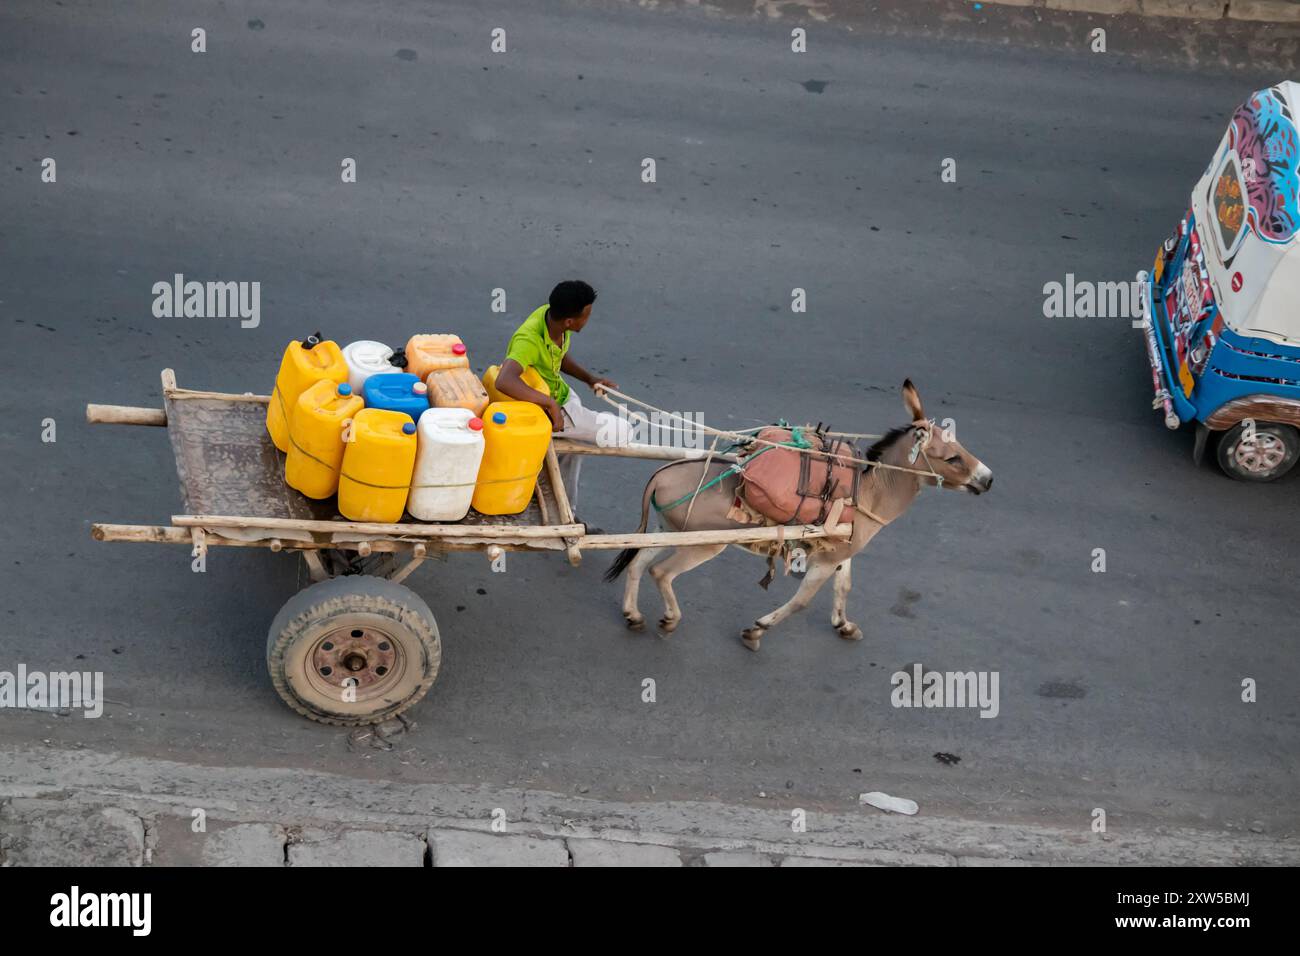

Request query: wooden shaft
[
  {"left": 388, "top": 555, "right": 426, "bottom": 585},
  {"left": 301, "top": 549, "right": 329, "bottom": 582},
  {"left": 171, "top": 514, "right": 585, "bottom": 539},
  {"left": 91, "top": 524, "right": 566, "bottom": 553},
  {"left": 543, "top": 445, "right": 576, "bottom": 525},
  {"left": 534, "top": 477, "right": 552, "bottom": 526},
  {"left": 575, "top": 524, "right": 851, "bottom": 550},
  {"left": 85, "top": 404, "right": 167, "bottom": 426},
  {"left": 93, "top": 524, "right": 191, "bottom": 543}
]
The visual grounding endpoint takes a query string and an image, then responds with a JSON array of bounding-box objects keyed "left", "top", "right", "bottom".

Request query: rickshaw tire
[{"left": 1215, "top": 421, "right": 1300, "bottom": 483}]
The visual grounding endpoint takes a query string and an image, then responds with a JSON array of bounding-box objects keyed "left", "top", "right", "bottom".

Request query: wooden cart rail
[{"left": 92, "top": 519, "right": 851, "bottom": 552}]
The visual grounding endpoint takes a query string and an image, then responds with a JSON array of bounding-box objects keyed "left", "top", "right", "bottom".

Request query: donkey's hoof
[
  {"left": 624, "top": 613, "right": 645, "bottom": 631},
  {"left": 658, "top": 616, "right": 679, "bottom": 634},
  {"left": 741, "top": 627, "right": 764, "bottom": 651},
  {"left": 837, "top": 622, "right": 863, "bottom": 641}
]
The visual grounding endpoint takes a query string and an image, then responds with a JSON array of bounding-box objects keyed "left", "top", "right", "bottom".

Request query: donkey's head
[{"left": 889, "top": 379, "right": 993, "bottom": 495}]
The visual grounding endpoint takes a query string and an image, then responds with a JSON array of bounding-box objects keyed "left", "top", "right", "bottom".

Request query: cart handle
[{"left": 86, "top": 404, "right": 167, "bottom": 426}]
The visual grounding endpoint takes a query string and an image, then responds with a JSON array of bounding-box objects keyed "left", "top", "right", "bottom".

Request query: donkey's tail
[
  {"left": 603, "top": 475, "right": 657, "bottom": 582},
  {"left": 603, "top": 547, "right": 639, "bottom": 582}
]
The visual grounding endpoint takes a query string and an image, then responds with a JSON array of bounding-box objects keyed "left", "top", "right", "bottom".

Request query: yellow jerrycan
[
  {"left": 471, "top": 401, "right": 553, "bottom": 516},
  {"left": 267, "top": 333, "right": 347, "bottom": 452},
  {"left": 481, "top": 364, "right": 550, "bottom": 406},
  {"left": 338, "top": 408, "right": 419, "bottom": 522},
  {"left": 285, "top": 380, "right": 364, "bottom": 499}
]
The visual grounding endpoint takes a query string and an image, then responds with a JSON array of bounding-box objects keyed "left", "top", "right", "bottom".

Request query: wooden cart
[{"left": 88, "top": 370, "right": 853, "bottom": 725}]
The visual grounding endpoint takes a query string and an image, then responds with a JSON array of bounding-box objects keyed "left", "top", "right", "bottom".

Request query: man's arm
[
  {"left": 561, "top": 354, "right": 617, "bottom": 395},
  {"left": 496, "top": 359, "right": 564, "bottom": 431}
]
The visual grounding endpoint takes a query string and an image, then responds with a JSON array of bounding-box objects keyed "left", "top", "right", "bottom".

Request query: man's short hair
[{"left": 549, "top": 280, "right": 597, "bottom": 320}]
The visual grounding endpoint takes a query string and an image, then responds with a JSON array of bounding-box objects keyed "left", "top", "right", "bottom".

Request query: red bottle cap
[
  {"left": 468, "top": 417, "right": 484, "bottom": 431},
  {"left": 452, "top": 343, "right": 466, "bottom": 355}
]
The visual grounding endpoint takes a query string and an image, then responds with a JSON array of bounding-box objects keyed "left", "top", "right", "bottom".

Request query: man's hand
[
  {"left": 542, "top": 397, "right": 565, "bottom": 432},
  {"left": 589, "top": 376, "right": 618, "bottom": 396}
]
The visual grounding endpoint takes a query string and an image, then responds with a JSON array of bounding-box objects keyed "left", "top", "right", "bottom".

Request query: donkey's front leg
[
  {"left": 830, "top": 559, "right": 862, "bottom": 641},
  {"left": 742, "top": 556, "right": 837, "bottom": 651}
]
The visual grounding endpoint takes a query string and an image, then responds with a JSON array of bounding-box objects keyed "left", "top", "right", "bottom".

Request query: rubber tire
[
  {"left": 1215, "top": 421, "right": 1300, "bottom": 482},
  {"left": 266, "top": 576, "right": 441, "bottom": 726}
]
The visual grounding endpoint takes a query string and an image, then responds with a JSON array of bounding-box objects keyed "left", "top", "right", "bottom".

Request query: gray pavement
[{"left": 1, "top": 0, "right": 1298, "bottom": 861}]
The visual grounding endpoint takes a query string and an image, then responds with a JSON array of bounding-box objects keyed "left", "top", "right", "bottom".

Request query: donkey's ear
[{"left": 902, "top": 379, "right": 925, "bottom": 421}]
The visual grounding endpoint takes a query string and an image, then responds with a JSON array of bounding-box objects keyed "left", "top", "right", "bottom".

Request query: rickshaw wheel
[
  {"left": 1216, "top": 421, "right": 1300, "bottom": 482},
  {"left": 266, "top": 576, "right": 441, "bottom": 726}
]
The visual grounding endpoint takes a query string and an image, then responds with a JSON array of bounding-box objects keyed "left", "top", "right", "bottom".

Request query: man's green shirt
[{"left": 505, "top": 304, "right": 570, "bottom": 406}]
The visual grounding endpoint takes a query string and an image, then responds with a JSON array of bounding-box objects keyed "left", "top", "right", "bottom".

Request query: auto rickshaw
[{"left": 1142, "top": 81, "right": 1300, "bottom": 481}]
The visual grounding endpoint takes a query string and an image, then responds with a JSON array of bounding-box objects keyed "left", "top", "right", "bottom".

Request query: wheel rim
[
  {"left": 1234, "top": 433, "right": 1287, "bottom": 475},
  {"left": 304, "top": 623, "right": 407, "bottom": 703}
]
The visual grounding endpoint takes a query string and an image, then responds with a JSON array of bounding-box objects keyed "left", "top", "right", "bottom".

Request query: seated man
[{"left": 494, "top": 280, "right": 633, "bottom": 508}]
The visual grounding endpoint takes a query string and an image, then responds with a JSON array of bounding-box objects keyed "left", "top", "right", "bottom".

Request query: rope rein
[{"left": 593, "top": 386, "right": 945, "bottom": 482}]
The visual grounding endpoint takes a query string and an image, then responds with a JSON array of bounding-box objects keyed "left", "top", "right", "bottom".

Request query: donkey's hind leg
[
  {"left": 622, "top": 547, "right": 662, "bottom": 631},
  {"left": 742, "top": 554, "right": 838, "bottom": 651},
  {"left": 830, "top": 559, "right": 862, "bottom": 641},
  {"left": 649, "top": 544, "right": 727, "bottom": 634}
]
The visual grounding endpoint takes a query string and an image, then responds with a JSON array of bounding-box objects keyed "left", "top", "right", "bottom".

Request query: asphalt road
[{"left": 3, "top": 0, "right": 1297, "bottom": 835}]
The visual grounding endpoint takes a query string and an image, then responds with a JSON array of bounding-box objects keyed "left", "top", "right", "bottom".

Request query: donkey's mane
[{"left": 865, "top": 425, "right": 910, "bottom": 462}]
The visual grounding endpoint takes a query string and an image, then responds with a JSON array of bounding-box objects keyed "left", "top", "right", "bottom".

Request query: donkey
[{"left": 603, "top": 381, "right": 992, "bottom": 650}]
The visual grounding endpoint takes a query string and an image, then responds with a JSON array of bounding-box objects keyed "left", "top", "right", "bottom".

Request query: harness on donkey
[{"left": 651, "top": 419, "right": 941, "bottom": 590}]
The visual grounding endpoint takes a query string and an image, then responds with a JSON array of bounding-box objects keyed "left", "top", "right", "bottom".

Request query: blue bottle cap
[
  {"left": 337, "top": 383, "right": 352, "bottom": 396},
  {"left": 492, "top": 412, "right": 507, "bottom": 424},
  {"left": 402, "top": 422, "right": 417, "bottom": 435}
]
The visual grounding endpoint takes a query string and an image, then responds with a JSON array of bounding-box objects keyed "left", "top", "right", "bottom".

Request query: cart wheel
[
  {"left": 1215, "top": 421, "right": 1300, "bottom": 482},
  {"left": 266, "top": 576, "right": 441, "bottom": 726}
]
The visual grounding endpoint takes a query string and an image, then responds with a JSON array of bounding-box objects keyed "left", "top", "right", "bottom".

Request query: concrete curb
[
  {"left": 717, "top": 0, "right": 1300, "bottom": 24},
  {"left": 621, "top": 0, "right": 1300, "bottom": 75},
  {"left": 921, "top": 0, "right": 1299, "bottom": 23},
  {"left": 1, "top": 747, "right": 1296, "bottom": 866}
]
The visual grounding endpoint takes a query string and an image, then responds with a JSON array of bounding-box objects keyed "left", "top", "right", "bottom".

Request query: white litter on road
[{"left": 860, "top": 792, "right": 919, "bottom": 815}]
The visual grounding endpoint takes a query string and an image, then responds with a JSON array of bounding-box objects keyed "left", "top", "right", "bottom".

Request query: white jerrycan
[
  {"left": 408, "top": 407, "right": 486, "bottom": 521},
  {"left": 342, "top": 340, "right": 399, "bottom": 394}
]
